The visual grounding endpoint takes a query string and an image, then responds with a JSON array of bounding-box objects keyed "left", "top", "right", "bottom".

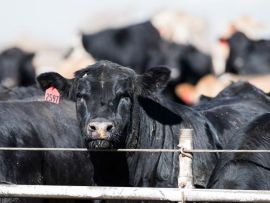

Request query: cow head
[
  {"left": 0, "top": 47, "right": 36, "bottom": 87},
  {"left": 225, "top": 32, "right": 250, "bottom": 73},
  {"left": 37, "top": 60, "right": 170, "bottom": 149}
]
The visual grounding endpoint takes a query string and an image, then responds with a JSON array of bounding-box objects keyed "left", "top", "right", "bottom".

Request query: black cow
[
  {"left": 0, "top": 47, "right": 36, "bottom": 88},
  {"left": 37, "top": 60, "right": 219, "bottom": 189},
  {"left": 82, "top": 21, "right": 213, "bottom": 82},
  {"left": 208, "top": 113, "right": 270, "bottom": 190},
  {"left": 0, "top": 99, "right": 94, "bottom": 203},
  {"left": 37, "top": 61, "right": 270, "bottom": 191},
  {"left": 82, "top": 21, "right": 212, "bottom": 102},
  {"left": 147, "top": 41, "right": 212, "bottom": 84},
  {"left": 147, "top": 41, "right": 213, "bottom": 101},
  {"left": 195, "top": 81, "right": 270, "bottom": 145},
  {"left": 82, "top": 21, "right": 160, "bottom": 74},
  {"left": 0, "top": 85, "right": 42, "bottom": 100},
  {"left": 225, "top": 31, "right": 270, "bottom": 74}
]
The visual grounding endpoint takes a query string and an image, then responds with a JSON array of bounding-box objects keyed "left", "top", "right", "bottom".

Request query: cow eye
[
  {"left": 76, "top": 94, "right": 84, "bottom": 103},
  {"left": 76, "top": 93, "right": 88, "bottom": 100},
  {"left": 76, "top": 93, "right": 84, "bottom": 99},
  {"left": 119, "top": 93, "right": 130, "bottom": 99}
]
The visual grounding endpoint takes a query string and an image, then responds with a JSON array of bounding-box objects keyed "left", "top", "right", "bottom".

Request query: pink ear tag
[{"left": 44, "top": 87, "right": 60, "bottom": 104}]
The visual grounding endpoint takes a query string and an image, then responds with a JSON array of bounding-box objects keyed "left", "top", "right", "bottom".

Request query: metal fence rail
[
  {"left": 0, "top": 185, "right": 270, "bottom": 202},
  {"left": 0, "top": 147, "right": 269, "bottom": 153},
  {"left": 0, "top": 129, "right": 268, "bottom": 202}
]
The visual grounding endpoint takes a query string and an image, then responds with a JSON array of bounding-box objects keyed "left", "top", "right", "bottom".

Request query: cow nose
[{"left": 88, "top": 122, "right": 114, "bottom": 139}]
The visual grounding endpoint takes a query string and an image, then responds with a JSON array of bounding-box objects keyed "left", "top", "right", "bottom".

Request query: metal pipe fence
[
  {"left": 0, "top": 129, "right": 269, "bottom": 202},
  {"left": 0, "top": 185, "right": 269, "bottom": 202}
]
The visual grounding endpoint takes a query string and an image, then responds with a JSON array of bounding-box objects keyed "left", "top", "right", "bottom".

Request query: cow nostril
[
  {"left": 88, "top": 122, "right": 114, "bottom": 134},
  {"left": 106, "top": 125, "right": 113, "bottom": 132},
  {"left": 89, "top": 125, "right": 96, "bottom": 131}
]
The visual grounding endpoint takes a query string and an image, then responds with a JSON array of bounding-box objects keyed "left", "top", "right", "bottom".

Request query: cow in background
[
  {"left": 208, "top": 113, "right": 270, "bottom": 190},
  {"left": 147, "top": 41, "right": 212, "bottom": 101},
  {"left": 82, "top": 21, "right": 212, "bottom": 102},
  {"left": 176, "top": 73, "right": 270, "bottom": 105},
  {"left": 195, "top": 81, "right": 270, "bottom": 145},
  {"left": 0, "top": 47, "right": 36, "bottom": 88},
  {"left": 211, "top": 15, "right": 267, "bottom": 75},
  {"left": 224, "top": 31, "right": 270, "bottom": 74},
  {"left": 10, "top": 35, "right": 95, "bottom": 80},
  {"left": 82, "top": 21, "right": 160, "bottom": 74},
  {"left": 0, "top": 85, "right": 42, "bottom": 101}
]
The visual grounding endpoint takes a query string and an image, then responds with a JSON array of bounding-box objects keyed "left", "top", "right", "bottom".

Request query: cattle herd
[{"left": 1, "top": 14, "right": 270, "bottom": 203}]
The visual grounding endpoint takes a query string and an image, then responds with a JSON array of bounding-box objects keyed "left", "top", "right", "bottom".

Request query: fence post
[{"left": 178, "top": 128, "right": 193, "bottom": 191}]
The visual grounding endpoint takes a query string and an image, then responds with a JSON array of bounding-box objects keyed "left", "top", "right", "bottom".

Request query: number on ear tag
[{"left": 45, "top": 87, "right": 60, "bottom": 104}]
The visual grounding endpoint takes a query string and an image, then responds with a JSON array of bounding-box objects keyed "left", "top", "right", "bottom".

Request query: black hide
[
  {"left": 82, "top": 21, "right": 160, "bottom": 74},
  {"left": 0, "top": 99, "right": 94, "bottom": 203},
  {"left": 195, "top": 81, "right": 270, "bottom": 145},
  {"left": 208, "top": 113, "right": 270, "bottom": 190},
  {"left": 0, "top": 85, "right": 42, "bottom": 101}
]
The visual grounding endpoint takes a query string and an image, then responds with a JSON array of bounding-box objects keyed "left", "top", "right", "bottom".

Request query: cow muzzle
[
  {"left": 87, "top": 121, "right": 114, "bottom": 140},
  {"left": 87, "top": 139, "right": 112, "bottom": 149},
  {"left": 85, "top": 119, "right": 116, "bottom": 149}
]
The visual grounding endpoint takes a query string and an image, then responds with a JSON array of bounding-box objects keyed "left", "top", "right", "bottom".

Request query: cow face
[
  {"left": 225, "top": 32, "right": 250, "bottom": 73},
  {"left": 37, "top": 60, "right": 170, "bottom": 149}
]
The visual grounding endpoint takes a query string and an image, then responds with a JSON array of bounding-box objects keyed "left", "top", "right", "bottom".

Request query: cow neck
[
  {"left": 127, "top": 96, "right": 221, "bottom": 188},
  {"left": 173, "top": 103, "right": 221, "bottom": 188},
  {"left": 129, "top": 104, "right": 179, "bottom": 187},
  {"left": 89, "top": 151, "right": 129, "bottom": 187}
]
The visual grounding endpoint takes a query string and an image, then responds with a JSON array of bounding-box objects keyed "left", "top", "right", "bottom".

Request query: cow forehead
[
  {"left": 76, "top": 74, "right": 134, "bottom": 95},
  {"left": 75, "top": 60, "right": 136, "bottom": 80},
  {"left": 85, "top": 73, "right": 134, "bottom": 82},
  {"left": 75, "top": 61, "right": 136, "bottom": 91}
]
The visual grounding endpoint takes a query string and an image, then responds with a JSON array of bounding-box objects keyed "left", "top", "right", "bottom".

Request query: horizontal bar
[
  {"left": 0, "top": 148, "right": 88, "bottom": 152},
  {"left": 0, "top": 185, "right": 180, "bottom": 201},
  {"left": 186, "top": 149, "right": 270, "bottom": 153},
  {"left": 0, "top": 147, "right": 269, "bottom": 153},
  {"left": 0, "top": 185, "right": 270, "bottom": 202},
  {"left": 0, "top": 148, "right": 177, "bottom": 152},
  {"left": 187, "top": 189, "right": 270, "bottom": 202}
]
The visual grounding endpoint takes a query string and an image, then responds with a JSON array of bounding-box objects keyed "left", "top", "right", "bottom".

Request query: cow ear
[
  {"left": 24, "top": 52, "right": 35, "bottom": 60},
  {"left": 140, "top": 66, "right": 170, "bottom": 94},
  {"left": 36, "top": 72, "right": 73, "bottom": 98}
]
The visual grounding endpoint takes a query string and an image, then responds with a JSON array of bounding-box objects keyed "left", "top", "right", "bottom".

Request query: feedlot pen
[{"left": 0, "top": 129, "right": 269, "bottom": 202}]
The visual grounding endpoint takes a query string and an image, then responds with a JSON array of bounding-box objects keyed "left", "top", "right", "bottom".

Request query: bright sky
[{"left": 0, "top": 0, "right": 269, "bottom": 48}]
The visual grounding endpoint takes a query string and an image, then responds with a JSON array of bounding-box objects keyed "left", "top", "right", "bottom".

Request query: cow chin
[{"left": 87, "top": 140, "right": 113, "bottom": 149}]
